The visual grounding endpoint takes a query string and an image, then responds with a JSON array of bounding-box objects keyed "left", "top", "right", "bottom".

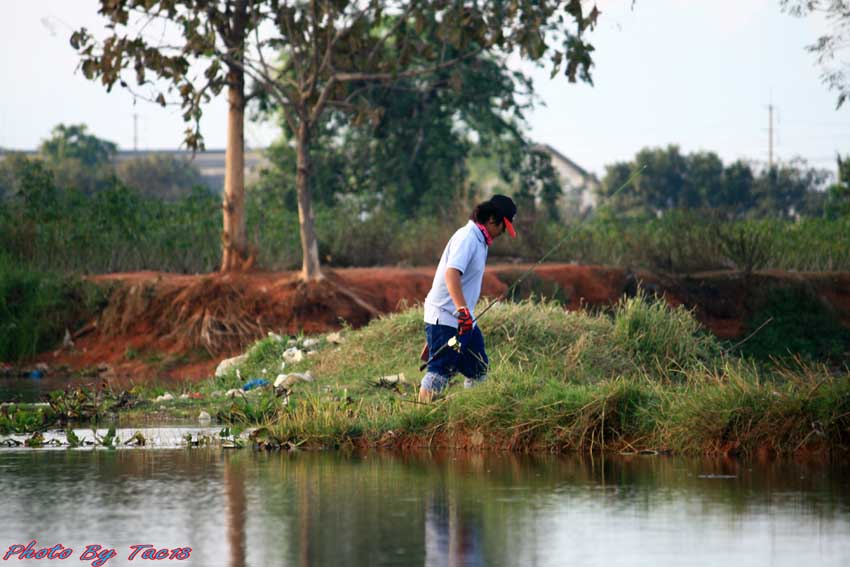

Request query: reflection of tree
[{"left": 224, "top": 455, "right": 246, "bottom": 567}]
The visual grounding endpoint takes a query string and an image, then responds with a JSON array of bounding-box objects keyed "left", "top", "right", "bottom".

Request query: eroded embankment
[{"left": 36, "top": 265, "right": 850, "bottom": 382}]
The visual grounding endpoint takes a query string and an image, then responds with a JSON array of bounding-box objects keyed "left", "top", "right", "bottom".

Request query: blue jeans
[{"left": 421, "top": 323, "right": 488, "bottom": 393}]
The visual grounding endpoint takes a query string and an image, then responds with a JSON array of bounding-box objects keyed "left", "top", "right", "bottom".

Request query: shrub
[
  {"left": 738, "top": 285, "right": 850, "bottom": 362},
  {"left": 0, "top": 256, "right": 105, "bottom": 361}
]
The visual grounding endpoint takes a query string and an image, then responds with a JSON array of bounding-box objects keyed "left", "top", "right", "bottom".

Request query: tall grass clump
[
  {"left": 612, "top": 291, "right": 722, "bottom": 377},
  {"left": 662, "top": 361, "right": 850, "bottom": 454}
]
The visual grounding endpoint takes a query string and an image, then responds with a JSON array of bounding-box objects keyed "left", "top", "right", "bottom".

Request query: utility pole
[
  {"left": 133, "top": 113, "right": 138, "bottom": 151},
  {"left": 768, "top": 104, "right": 774, "bottom": 169}
]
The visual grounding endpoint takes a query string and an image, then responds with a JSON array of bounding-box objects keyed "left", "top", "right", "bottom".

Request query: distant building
[
  {"left": 0, "top": 148, "right": 267, "bottom": 194},
  {"left": 533, "top": 144, "right": 600, "bottom": 213},
  {"left": 113, "top": 149, "right": 267, "bottom": 193}
]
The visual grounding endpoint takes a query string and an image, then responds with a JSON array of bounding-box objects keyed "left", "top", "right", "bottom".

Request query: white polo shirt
[{"left": 424, "top": 220, "right": 489, "bottom": 328}]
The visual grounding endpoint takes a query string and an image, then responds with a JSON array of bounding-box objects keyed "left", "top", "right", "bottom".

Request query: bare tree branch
[{"left": 366, "top": 0, "right": 419, "bottom": 67}]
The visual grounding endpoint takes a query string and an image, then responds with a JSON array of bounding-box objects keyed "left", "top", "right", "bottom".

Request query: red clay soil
[{"left": 37, "top": 264, "right": 850, "bottom": 383}]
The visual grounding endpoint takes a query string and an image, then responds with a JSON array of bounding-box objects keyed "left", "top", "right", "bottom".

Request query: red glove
[{"left": 456, "top": 307, "right": 473, "bottom": 336}]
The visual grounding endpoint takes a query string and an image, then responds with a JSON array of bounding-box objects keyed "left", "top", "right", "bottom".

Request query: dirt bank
[{"left": 38, "top": 264, "right": 850, "bottom": 382}]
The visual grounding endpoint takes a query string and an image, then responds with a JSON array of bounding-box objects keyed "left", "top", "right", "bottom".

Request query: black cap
[
  {"left": 489, "top": 195, "right": 517, "bottom": 221},
  {"left": 488, "top": 195, "right": 517, "bottom": 237}
]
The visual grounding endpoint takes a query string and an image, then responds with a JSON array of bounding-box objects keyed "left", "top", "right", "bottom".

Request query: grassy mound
[{"left": 220, "top": 294, "right": 850, "bottom": 455}]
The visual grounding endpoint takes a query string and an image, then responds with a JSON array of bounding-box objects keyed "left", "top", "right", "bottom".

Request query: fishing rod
[{"left": 419, "top": 165, "right": 645, "bottom": 372}]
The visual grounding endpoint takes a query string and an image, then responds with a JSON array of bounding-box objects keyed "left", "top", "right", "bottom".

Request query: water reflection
[
  {"left": 224, "top": 456, "right": 246, "bottom": 567},
  {"left": 0, "top": 450, "right": 848, "bottom": 567}
]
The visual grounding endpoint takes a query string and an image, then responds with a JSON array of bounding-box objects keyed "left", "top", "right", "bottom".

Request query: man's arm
[{"left": 445, "top": 268, "right": 467, "bottom": 312}]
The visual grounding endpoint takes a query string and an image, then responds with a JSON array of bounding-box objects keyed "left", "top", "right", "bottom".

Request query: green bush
[
  {"left": 738, "top": 286, "right": 850, "bottom": 362},
  {"left": 0, "top": 256, "right": 105, "bottom": 361}
]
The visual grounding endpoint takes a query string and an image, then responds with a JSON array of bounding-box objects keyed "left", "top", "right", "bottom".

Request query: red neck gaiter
[{"left": 475, "top": 222, "right": 493, "bottom": 246}]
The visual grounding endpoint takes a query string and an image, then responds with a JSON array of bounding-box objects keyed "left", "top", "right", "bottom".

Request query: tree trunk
[
  {"left": 220, "top": 67, "right": 247, "bottom": 272},
  {"left": 220, "top": 2, "right": 248, "bottom": 273},
  {"left": 295, "top": 124, "right": 323, "bottom": 280}
]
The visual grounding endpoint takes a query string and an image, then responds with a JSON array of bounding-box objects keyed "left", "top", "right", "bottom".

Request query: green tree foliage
[
  {"left": 515, "top": 146, "right": 564, "bottom": 222},
  {"left": 782, "top": 0, "right": 850, "bottom": 108},
  {"left": 254, "top": 49, "right": 561, "bottom": 220},
  {"left": 39, "top": 124, "right": 116, "bottom": 166},
  {"left": 71, "top": 0, "right": 261, "bottom": 271},
  {"left": 229, "top": 0, "right": 598, "bottom": 279},
  {"left": 825, "top": 155, "right": 850, "bottom": 218},
  {"left": 599, "top": 146, "right": 828, "bottom": 218},
  {"left": 70, "top": 2, "right": 260, "bottom": 149},
  {"left": 37, "top": 124, "right": 118, "bottom": 195},
  {"left": 750, "top": 158, "right": 829, "bottom": 218},
  {"left": 116, "top": 154, "right": 206, "bottom": 201}
]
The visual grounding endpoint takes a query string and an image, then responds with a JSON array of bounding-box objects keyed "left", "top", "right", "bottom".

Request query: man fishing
[{"left": 418, "top": 194, "right": 517, "bottom": 403}]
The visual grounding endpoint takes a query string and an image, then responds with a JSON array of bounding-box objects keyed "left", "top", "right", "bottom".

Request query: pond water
[
  {"left": 0, "top": 375, "right": 104, "bottom": 403},
  {"left": 1, "top": 448, "right": 849, "bottom": 567}
]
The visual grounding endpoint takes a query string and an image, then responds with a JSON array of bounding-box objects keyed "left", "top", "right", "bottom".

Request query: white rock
[
  {"left": 307, "top": 351, "right": 318, "bottom": 357},
  {"left": 214, "top": 354, "right": 248, "bottom": 378},
  {"left": 198, "top": 411, "right": 211, "bottom": 422},
  {"left": 283, "top": 347, "right": 305, "bottom": 364},
  {"left": 179, "top": 393, "right": 189, "bottom": 400},
  {"left": 287, "top": 339, "right": 298, "bottom": 347},
  {"left": 267, "top": 332, "right": 284, "bottom": 342},
  {"left": 225, "top": 389, "right": 244, "bottom": 398},
  {"left": 326, "top": 332, "right": 344, "bottom": 344},
  {"left": 155, "top": 393, "right": 174, "bottom": 402},
  {"left": 302, "top": 338, "right": 320, "bottom": 348}
]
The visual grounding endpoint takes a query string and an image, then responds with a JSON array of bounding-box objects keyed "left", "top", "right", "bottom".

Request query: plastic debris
[
  {"left": 225, "top": 389, "right": 244, "bottom": 398},
  {"left": 242, "top": 378, "right": 269, "bottom": 391},
  {"left": 214, "top": 354, "right": 248, "bottom": 378},
  {"left": 155, "top": 393, "right": 174, "bottom": 402},
  {"left": 380, "top": 373, "right": 407, "bottom": 384},
  {"left": 302, "top": 338, "right": 320, "bottom": 348},
  {"left": 267, "top": 332, "right": 284, "bottom": 342},
  {"left": 29, "top": 370, "right": 43, "bottom": 379},
  {"left": 198, "top": 411, "right": 212, "bottom": 422},
  {"left": 179, "top": 393, "right": 190, "bottom": 400},
  {"left": 62, "top": 329, "right": 74, "bottom": 349}
]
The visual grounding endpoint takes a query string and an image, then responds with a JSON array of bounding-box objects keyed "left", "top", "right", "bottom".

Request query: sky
[{"left": 1, "top": 0, "right": 848, "bottom": 177}]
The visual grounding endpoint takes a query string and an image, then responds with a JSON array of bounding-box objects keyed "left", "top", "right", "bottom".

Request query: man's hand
[{"left": 456, "top": 307, "right": 473, "bottom": 336}]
